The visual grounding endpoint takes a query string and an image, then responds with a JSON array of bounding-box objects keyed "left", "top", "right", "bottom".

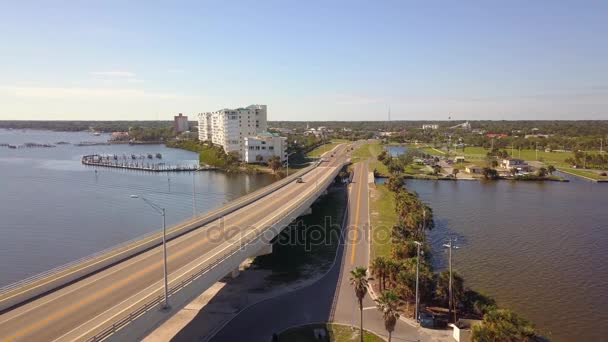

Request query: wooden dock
[{"left": 81, "top": 154, "right": 214, "bottom": 172}]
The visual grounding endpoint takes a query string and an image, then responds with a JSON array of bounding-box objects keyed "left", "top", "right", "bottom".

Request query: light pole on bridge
[{"left": 130, "top": 195, "right": 170, "bottom": 309}]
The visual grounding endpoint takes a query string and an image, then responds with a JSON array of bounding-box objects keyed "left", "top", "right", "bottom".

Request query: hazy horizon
[{"left": 1, "top": 1, "right": 607, "bottom": 121}]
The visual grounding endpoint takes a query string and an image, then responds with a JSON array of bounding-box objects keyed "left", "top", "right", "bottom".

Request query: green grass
[
  {"left": 459, "top": 146, "right": 574, "bottom": 166},
  {"left": 307, "top": 140, "right": 345, "bottom": 157},
  {"left": 369, "top": 159, "right": 389, "bottom": 177},
  {"left": 369, "top": 184, "right": 396, "bottom": 259},
  {"left": 419, "top": 146, "right": 446, "bottom": 156},
  {"left": 252, "top": 187, "right": 347, "bottom": 281},
  {"left": 278, "top": 323, "right": 384, "bottom": 342},
  {"left": 557, "top": 168, "right": 608, "bottom": 181}
]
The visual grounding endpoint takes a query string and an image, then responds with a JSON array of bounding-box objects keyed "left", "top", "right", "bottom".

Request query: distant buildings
[
  {"left": 486, "top": 133, "right": 508, "bottom": 138},
  {"left": 465, "top": 165, "right": 483, "bottom": 174},
  {"left": 174, "top": 113, "right": 189, "bottom": 133},
  {"left": 422, "top": 124, "right": 439, "bottom": 130},
  {"left": 304, "top": 126, "right": 329, "bottom": 138},
  {"left": 525, "top": 134, "right": 551, "bottom": 139},
  {"left": 110, "top": 131, "right": 129, "bottom": 141},
  {"left": 244, "top": 132, "right": 287, "bottom": 163},
  {"left": 197, "top": 105, "right": 285, "bottom": 163},
  {"left": 501, "top": 158, "right": 531, "bottom": 172}
]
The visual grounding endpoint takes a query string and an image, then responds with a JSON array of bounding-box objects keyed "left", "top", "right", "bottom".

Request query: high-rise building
[
  {"left": 198, "top": 105, "right": 274, "bottom": 160},
  {"left": 174, "top": 113, "right": 189, "bottom": 133}
]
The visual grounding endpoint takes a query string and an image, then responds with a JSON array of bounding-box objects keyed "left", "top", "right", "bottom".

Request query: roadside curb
[{"left": 275, "top": 321, "right": 388, "bottom": 342}]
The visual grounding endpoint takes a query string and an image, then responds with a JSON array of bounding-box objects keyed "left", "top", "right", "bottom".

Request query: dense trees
[
  {"left": 482, "top": 167, "right": 499, "bottom": 180},
  {"left": 472, "top": 308, "right": 539, "bottom": 342}
]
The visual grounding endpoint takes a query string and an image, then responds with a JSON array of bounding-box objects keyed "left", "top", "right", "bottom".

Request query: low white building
[
  {"left": 244, "top": 132, "right": 287, "bottom": 163},
  {"left": 422, "top": 124, "right": 439, "bottom": 130}
]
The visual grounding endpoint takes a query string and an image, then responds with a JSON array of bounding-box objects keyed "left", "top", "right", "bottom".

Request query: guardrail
[
  {"left": 86, "top": 161, "right": 344, "bottom": 342},
  {"left": 0, "top": 161, "right": 322, "bottom": 311}
]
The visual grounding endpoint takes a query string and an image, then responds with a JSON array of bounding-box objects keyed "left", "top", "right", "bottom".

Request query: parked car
[{"left": 296, "top": 177, "right": 303, "bottom": 183}]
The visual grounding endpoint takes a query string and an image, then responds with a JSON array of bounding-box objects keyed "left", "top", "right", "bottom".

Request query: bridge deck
[{"left": 0, "top": 145, "right": 348, "bottom": 342}]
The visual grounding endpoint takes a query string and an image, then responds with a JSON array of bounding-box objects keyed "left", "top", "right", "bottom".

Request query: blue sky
[{"left": 0, "top": 0, "right": 606, "bottom": 121}]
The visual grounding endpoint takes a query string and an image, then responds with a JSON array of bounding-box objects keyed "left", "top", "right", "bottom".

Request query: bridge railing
[
  {"left": 0, "top": 159, "right": 324, "bottom": 308},
  {"left": 86, "top": 161, "right": 344, "bottom": 342}
]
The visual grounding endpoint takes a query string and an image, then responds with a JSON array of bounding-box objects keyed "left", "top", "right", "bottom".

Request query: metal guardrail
[
  {"left": 86, "top": 162, "right": 343, "bottom": 342},
  {"left": 0, "top": 162, "right": 319, "bottom": 297}
]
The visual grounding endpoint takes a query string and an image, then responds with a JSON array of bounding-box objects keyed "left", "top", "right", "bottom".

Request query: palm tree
[
  {"left": 370, "top": 257, "right": 388, "bottom": 291},
  {"left": 376, "top": 290, "right": 401, "bottom": 342},
  {"left": 350, "top": 266, "right": 371, "bottom": 342}
]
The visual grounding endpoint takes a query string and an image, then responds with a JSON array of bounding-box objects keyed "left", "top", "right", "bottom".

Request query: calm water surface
[
  {"left": 0, "top": 129, "right": 274, "bottom": 287},
  {"left": 384, "top": 145, "right": 608, "bottom": 342}
]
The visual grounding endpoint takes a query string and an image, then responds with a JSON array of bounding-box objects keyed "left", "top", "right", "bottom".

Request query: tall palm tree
[
  {"left": 370, "top": 257, "right": 388, "bottom": 291},
  {"left": 350, "top": 266, "right": 371, "bottom": 342},
  {"left": 376, "top": 290, "right": 401, "bottom": 342}
]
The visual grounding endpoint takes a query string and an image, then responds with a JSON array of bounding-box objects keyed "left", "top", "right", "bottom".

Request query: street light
[
  {"left": 443, "top": 237, "right": 461, "bottom": 323},
  {"left": 414, "top": 240, "right": 422, "bottom": 322},
  {"left": 285, "top": 151, "right": 296, "bottom": 176},
  {"left": 130, "top": 194, "right": 170, "bottom": 309}
]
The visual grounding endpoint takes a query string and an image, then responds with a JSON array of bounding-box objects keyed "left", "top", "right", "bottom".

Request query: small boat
[
  {"left": 131, "top": 154, "right": 137, "bottom": 159},
  {"left": 8, "top": 144, "right": 17, "bottom": 149},
  {"left": 156, "top": 153, "right": 162, "bottom": 159},
  {"left": 93, "top": 132, "right": 101, "bottom": 136},
  {"left": 147, "top": 153, "right": 153, "bottom": 159}
]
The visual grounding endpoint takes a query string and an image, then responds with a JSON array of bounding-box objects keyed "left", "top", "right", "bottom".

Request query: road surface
[{"left": 211, "top": 160, "right": 426, "bottom": 342}]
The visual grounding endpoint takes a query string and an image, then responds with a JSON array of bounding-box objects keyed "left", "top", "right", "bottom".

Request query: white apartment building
[
  {"left": 244, "top": 133, "right": 288, "bottom": 163},
  {"left": 198, "top": 105, "right": 268, "bottom": 157}
]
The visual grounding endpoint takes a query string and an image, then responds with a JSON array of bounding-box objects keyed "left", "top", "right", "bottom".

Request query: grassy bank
[
  {"left": 352, "top": 141, "right": 390, "bottom": 176},
  {"left": 558, "top": 167, "right": 608, "bottom": 181},
  {"left": 278, "top": 323, "right": 384, "bottom": 342},
  {"left": 369, "top": 184, "right": 396, "bottom": 259},
  {"left": 166, "top": 140, "right": 239, "bottom": 170},
  {"left": 307, "top": 140, "right": 347, "bottom": 157},
  {"left": 252, "top": 186, "right": 347, "bottom": 281}
]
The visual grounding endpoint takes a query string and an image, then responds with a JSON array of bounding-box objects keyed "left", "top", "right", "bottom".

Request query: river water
[
  {"left": 0, "top": 129, "right": 274, "bottom": 287},
  {"left": 384, "top": 146, "right": 608, "bottom": 342}
]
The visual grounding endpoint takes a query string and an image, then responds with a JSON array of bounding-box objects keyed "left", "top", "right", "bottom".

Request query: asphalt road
[
  {"left": 211, "top": 159, "right": 425, "bottom": 342},
  {"left": 0, "top": 145, "right": 347, "bottom": 342}
]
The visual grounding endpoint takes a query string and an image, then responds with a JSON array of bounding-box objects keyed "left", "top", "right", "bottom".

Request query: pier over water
[{"left": 81, "top": 154, "right": 208, "bottom": 172}]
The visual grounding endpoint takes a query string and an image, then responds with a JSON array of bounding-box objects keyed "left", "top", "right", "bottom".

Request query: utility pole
[
  {"left": 192, "top": 172, "right": 196, "bottom": 218},
  {"left": 414, "top": 241, "right": 422, "bottom": 322},
  {"left": 448, "top": 237, "right": 453, "bottom": 323}
]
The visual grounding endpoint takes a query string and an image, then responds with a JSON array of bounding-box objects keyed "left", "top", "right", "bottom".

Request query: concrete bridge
[{"left": 0, "top": 144, "right": 349, "bottom": 342}]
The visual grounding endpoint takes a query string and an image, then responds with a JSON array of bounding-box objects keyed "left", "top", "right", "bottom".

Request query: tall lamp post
[
  {"left": 130, "top": 195, "right": 170, "bottom": 309},
  {"left": 285, "top": 151, "right": 296, "bottom": 176},
  {"left": 443, "top": 237, "right": 461, "bottom": 323},
  {"left": 414, "top": 240, "right": 422, "bottom": 322}
]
